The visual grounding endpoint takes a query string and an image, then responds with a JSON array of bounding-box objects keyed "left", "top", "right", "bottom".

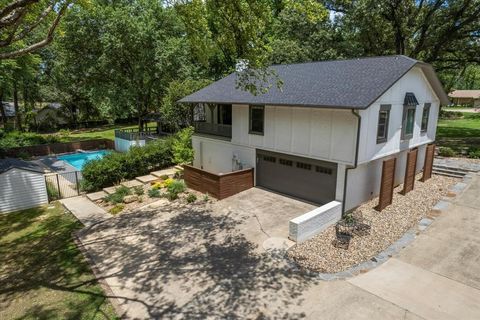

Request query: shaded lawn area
[
  {"left": 54, "top": 122, "right": 157, "bottom": 142},
  {"left": 0, "top": 203, "right": 117, "bottom": 320},
  {"left": 437, "top": 113, "right": 480, "bottom": 151}
]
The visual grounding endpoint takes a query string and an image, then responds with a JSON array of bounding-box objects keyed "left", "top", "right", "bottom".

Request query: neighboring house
[
  {"left": 0, "top": 158, "right": 48, "bottom": 213},
  {"left": 35, "top": 103, "right": 69, "bottom": 129},
  {"left": 1, "top": 101, "right": 16, "bottom": 119},
  {"left": 448, "top": 90, "right": 480, "bottom": 108},
  {"left": 180, "top": 55, "right": 449, "bottom": 212}
]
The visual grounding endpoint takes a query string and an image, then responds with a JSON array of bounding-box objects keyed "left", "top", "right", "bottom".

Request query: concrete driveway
[{"left": 77, "top": 181, "right": 480, "bottom": 319}]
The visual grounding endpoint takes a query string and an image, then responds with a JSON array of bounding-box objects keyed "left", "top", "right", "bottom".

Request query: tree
[{"left": 0, "top": 0, "right": 70, "bottom": 59}]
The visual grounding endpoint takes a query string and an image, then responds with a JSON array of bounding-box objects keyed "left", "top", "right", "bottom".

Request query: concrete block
[
  {"left": 121, "top": 180, "right": 144, "bottom": 188},
  {"left": 136, "top": 174, "right": 158, "bottom": 184},
  {"left": 87, "top": 191, "right": 107, "bottom": 201},
  {"left": 289, "top": 201, "right": 342, "bottom": 243}
]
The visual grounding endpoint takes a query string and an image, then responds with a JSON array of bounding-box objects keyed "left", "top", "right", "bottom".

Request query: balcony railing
[
  {"left": 115, "top": 126, "right": 160, "bottom": 141},
  {"left": 194, "top": 122, "right": 232, "bottom": 138}
]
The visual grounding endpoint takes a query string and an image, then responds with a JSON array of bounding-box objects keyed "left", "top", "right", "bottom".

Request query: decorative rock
[
  {"left": 87, "top": 190, "right": 108, "bottom": 201},
  {"left": 136, "top": 174, "right": 158, "bottom": 184},
  {"left": 103, "top": 186, "right": 117, "bottom": 195},
  {"left": 121, "top": 180, "right": 144, "bottom": 188},
  {"left": 123, "top": 195, "right": 138, "bottom": 204}
]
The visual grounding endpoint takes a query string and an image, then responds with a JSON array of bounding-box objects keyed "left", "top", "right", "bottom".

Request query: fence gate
[
  {"left": 402, "top": 148, "right": 418, "bottom": 195},
  {"left": 45, "top": 171, "right": 83, "bottom": 201},
  {"left": 421, "top": 143, "right": 436, "bottom": 182},
  {"left": 375, "top": 157, "right": 396, "bottom": 211}
]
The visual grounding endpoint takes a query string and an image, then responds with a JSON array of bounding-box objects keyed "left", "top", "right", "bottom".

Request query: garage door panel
[{"left": 256, "top": 150, "right": 337, "bottom": 205}]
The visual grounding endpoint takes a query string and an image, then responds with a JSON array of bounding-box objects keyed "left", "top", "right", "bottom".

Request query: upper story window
[
  {"left": 249, "top": 105, "right": 264, "bottom": 135},
  {"left": 217, "top": 104, "right": 232, "bottom": 125},
  {"left": 402, "top": 92, "right": 419, "bottom": 140},
  {"left": 376, "top": 104, "right": 391, "bottom": 144},
  {"left": 421, "top": 103, "right": 431, "bottom": 133},
  {"left": 193, "top": 104, "right": 206, "bottom": 122}
]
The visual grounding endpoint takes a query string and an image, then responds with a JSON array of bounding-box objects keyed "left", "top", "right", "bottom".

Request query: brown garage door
[{"left": 256, "top": 150, "right": 337, "bottom": 205}]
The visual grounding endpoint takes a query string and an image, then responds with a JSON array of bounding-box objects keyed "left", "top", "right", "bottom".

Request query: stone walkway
[
  {"left": 434, "top": 157, "right": 480, "bottom": 172},
  {"left": 60, "top": 196, "right": 110, "bottom": 227}
]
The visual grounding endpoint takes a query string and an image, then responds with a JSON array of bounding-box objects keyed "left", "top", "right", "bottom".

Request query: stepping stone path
[
  {"left": 87, "top": 190, "right": 107, "bottom": 201},
  {"left": 121, "top": 179, "right": 144, "bottom": 188},
  {"left": 103, "top": 186, "right": 118, "bottom": 195},
  {"left": 151, "top": 167, "right": 177, "bottom": 178},
  {"left": 136, "top": 174, "right": 158, "bottom": 184}
]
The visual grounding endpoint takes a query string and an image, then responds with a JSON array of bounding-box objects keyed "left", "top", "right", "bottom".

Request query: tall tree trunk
[
  {"left": 13, "top": 82, "right": 22, "bottom": 131},
  {"left": 0, "top": 91, "right": 7, "bottom": 129}
]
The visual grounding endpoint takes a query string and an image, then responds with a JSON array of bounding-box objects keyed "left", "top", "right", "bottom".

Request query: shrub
[
  {"left": 46, "top": 181, "right": 60, "bottom": 201},
  {"left": 468, "top": 148, "right": 480, "bottom": 159},
  {"left": 148, "top": 188, "right": 161, "bottom": 198},
  {"left": 438, "top": 146, "right": 456, "bottom": 157},
  {"left": 104, "top": 185, "right": 131, "bottom": 204},
  {"left": 186, "top": 193, "right": 197, "bottom": 203},
  {"left": 81, "top": 138, "right": 174, "bottom": 192},
  {"left": 165, "top": 180, "right": 186, "bottom": 201},
  {"left": 133, "top": 185, "right": 144, "bottom": 196},
  {"left": 109, "top": 204, "right": 125, "bottom": 215},
  {"left": 163, "top": 178, "right": 175, "bottom": 188},
  {"left": 172, "top": 127, "right": 194, "bottom": 165},
  {"left": 203, "top": 193, "right": 210, "bottom": 202}
]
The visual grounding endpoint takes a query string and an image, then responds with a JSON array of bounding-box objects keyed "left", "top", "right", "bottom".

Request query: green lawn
[
  {"left": 0, "top": 203, "right": 118, "bottom": 320},
  {"left": 61, "top": 124, "right": 138, "bottom": 142},
  {"left": 437, "top": 112, "right": 480, "bottom": 153}
]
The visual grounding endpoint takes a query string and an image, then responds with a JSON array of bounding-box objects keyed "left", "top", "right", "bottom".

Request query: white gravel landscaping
[{"left": 288, "top": 174, "right": 459, "bottom": 273}]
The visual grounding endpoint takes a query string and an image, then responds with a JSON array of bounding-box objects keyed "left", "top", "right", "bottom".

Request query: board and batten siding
[
  {"left": 231, "top": 105, "right": 357, "bottom": 165},
  {"left": 0, "top": 169, "right": 48, "bottom": 213},
  {"left": 357, "top": 66, "right": 440, "bottom": 164}
]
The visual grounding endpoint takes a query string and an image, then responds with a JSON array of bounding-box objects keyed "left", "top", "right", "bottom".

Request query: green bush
[
  {"left": 109, "top": 204, "right": 125, "bottom": 215},
  {"left": 148, "top": 188, "right": 161, "bottom": 198},
  {"left": 439, "top": 109, "right": 463, "bottom": 120},
  {"left": 0, "top": 131, "right": 61, "bottom": 152},
  {"left": 104, "top": 185, "right": 131, "bottom": 204},
  {"left": 133, "top": 185, "right": 144, "bottom": 196},
  {"left": 438, "top": 146, "right": 456, "bottom": 157},
  {"left": 172, "top": 127, "right": 194, "bottom": 165},
  {"left": 81, "top": 138, "right": 174, "bottom": 192},
  {"left": 468, "top": 148, "right": 480, "bottom": 159},
  {"left": 186, "top": 193, "right": 197, "bottom": 203},
  {"left": 46, "top": 181, "right": 60, "bottom": 201},
  {"left": 166, "top": 180, "right": 186, "bottom": 201}
]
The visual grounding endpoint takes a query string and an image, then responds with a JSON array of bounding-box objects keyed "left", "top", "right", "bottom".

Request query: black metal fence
[{"left": 45, "top": 171, "right": 83, "bottom": 201}]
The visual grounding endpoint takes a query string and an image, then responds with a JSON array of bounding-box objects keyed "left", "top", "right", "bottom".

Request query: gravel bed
[{"left": 288, "top": 174, "right": 459, "bottom": 273}]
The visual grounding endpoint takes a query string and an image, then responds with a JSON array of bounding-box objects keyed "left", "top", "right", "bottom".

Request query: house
[
  {"left": 448, "top": 90, "right": 480, "bottom": 108},
  {"left": 0, "top": 158, "right": 48, "bottom": 213},
  {"left": 179, "top": 55, "right": 449, "bottom": 213},
  {"left": 34, "top": 102, "right": 69, "bottom": 129}
]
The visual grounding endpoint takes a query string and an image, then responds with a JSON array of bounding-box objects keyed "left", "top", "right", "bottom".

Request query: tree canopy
[{"left": 0, "top": 0, "right": 479, "bottom": 131}]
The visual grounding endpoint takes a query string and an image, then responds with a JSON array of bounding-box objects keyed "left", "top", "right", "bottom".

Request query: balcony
[{"left": 193, "top": 122, "right": 232, "bottom": 138}]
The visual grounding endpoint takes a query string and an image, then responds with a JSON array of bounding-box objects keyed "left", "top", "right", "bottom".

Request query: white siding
[
  {"left": 345, "top": 145, "right": 427, "bottom": 211},
  {"left": 357, "top": 66, "right": 440, "bottom": 164},
  {"left": 0, "top": 169, "right": 48, "bottom": 213},
  {"left": 192, "top": 135, "right": 256, "bottom": 175},
  {"left": 232, "top": 105, "right": 357, "bottom": 165}
]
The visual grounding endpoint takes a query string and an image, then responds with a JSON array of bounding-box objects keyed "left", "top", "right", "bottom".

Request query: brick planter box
[{"left": 183, "top": 164, "right": 254, "bottom": 200}]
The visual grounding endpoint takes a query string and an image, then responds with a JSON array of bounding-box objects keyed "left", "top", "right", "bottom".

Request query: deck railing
[
  {"left": 193, "top": 122, "right": 232, "bottom": 138},
  {"left": 114, "top": 126, "right": 159, "bottom": 141}
]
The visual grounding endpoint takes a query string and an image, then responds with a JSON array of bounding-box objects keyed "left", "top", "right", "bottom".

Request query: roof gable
[
  {"left": 0, "top": 158, "right": 45, "bottom": 174},
  {"left": 180, "top": 55, "right": 449, "bottom": 108}
]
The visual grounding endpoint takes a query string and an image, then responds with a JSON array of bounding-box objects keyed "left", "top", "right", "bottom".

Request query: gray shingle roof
[
  {"left": 179, "top": 55, "right": 449, "bottom": 108},
  {"left": 0, "top": 158, "right": 45, "bottom": 174}
]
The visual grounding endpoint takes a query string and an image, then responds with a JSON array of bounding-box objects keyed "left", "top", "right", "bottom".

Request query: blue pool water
[{"left": 58, "top": 150, "right": 110, "bottom": 170}]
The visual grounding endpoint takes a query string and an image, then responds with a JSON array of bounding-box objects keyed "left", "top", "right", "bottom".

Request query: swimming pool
[{"left": 58, "top": 150, "right": 110, "bottom": 170}]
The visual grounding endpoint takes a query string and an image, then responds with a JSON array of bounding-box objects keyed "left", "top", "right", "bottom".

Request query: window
[
  {"left": 193, "top": 104, "right": 206, "bottom": 122},
  {"left": 217, "top": 104, "right": 232, "bottom": 125},
  {"left": 402, "top": 105, "right": 416, "bottom": 140},
  {"left": 316, "top": 166, "right": 333, "bottom": 175},
  {"left": 421, "top": 103, "right": 430, "bottom": 132},
  {"left": 279, "top": 158, "right": 292, "bottom": 166},
  {"left": 376, "top": 104, "right": 391, "bottom": 143},
  {"left": 296, "top": 162, "right": 312, "bottom": 170},
  {"left": 263, "top": 155, "right": 276, "bottom": 163},
  {"left": 249, "top": 105, "right": 264, "bottom": 135}
]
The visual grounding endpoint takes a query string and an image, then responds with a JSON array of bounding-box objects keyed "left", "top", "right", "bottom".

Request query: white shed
[{"left": 0, "top": 159, "right": 48, "bottom": 213}]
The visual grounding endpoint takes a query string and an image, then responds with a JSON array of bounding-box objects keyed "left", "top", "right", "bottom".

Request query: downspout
[{"left": 342, "top": 109, "right": 361, "bottom": 216}]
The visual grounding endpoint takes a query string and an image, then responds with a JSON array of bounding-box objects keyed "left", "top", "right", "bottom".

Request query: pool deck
[{"left": 34, "top": 156, "right": 78, "bottom": 173}]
